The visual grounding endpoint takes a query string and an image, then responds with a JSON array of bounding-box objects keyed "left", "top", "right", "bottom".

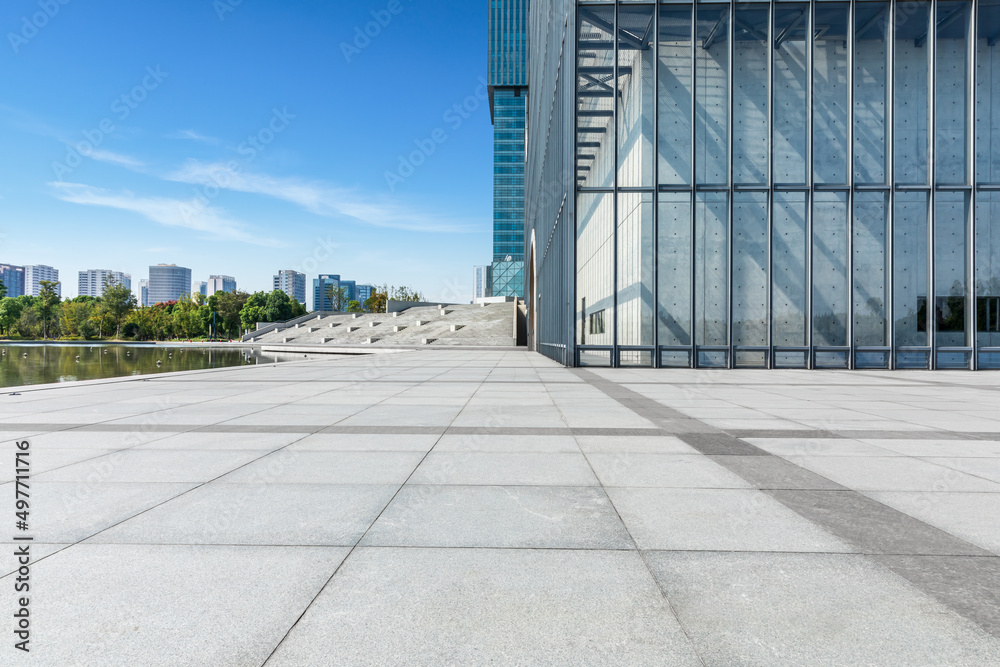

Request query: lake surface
[{"left": 0, "top": 343, "right": 303, "bottom": 388}]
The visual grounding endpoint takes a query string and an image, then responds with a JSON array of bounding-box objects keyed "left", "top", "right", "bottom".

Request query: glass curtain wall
[{"left": 574, "top": 0, "right": 996, "bottom": 369}]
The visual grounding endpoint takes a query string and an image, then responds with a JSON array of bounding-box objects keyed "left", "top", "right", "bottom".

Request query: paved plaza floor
[{"left": 2, "top": 350, "right": 1000, "bottom": 665}]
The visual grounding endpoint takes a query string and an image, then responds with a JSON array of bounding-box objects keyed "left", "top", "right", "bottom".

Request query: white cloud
[
  {"left": 88, "top": 150, "right": 146, "bottom": 170},
  {"left": 166, "top": 129, "right": 221, "bottom": 145},
  {"left": 165, "top": 161, "right": 477, "bottom": 234},
  {"left": 49, "top": 182, "right": 283, "bottom": 247}
]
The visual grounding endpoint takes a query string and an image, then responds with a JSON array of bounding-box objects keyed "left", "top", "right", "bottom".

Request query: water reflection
[{"left": 0, "top": 344, "right": 298, "bottom": 388}]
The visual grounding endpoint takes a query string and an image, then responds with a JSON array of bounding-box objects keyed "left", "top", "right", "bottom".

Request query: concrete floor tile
[
  {"left": 34, "top": 449, "right": 266, "bottom": 484},
  {"left": 268, "top": 548, "right": 702, "bottom": 666},
  {"left": 219, "top": 451, "right": 424, "bottom": 485},
  {"left": 587, "top": 453, "right": 753, "bottom": 488},
  {"left": 409, "top": 452, "right": 598, "bottom": 486}
]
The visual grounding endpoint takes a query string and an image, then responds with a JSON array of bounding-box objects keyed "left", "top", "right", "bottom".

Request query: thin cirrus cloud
[
  {"left": 165, "top": 129, "right": 221, "bottom": 145},
  {"left": 88, "top": 149, "right": 146, "bottom": 170},
  {"left": 164, "top": 161, "right": 477, "bottom": 234},
  {"left": 48, "top": 181, "right": 284, "bottom": 247}
]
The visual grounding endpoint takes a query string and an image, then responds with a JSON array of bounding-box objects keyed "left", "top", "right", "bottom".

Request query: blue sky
[{"left": 0, "top": 0, "right": 493, "bottom": 306}]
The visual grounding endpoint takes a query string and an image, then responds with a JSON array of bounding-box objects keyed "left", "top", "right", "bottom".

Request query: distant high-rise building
[
  {"left": 207, "top": 275, "right": 237, "bottom": 296},
  {"left": 148, "top": 264, "right": 192, "bottom": 304},
  {"left": 355, "top": 284, "right": 375, "bottom": 307},
  {"left": 0, "top": 264, "right": 25, "bottom": 298},
  {"left": 194, "top": 281, "right": 208, "bottom": 297},
  {"left": 488, "top": 0, "right": 527, "bottom": 299},
  {"left": 474, "top": 265, "right": 492, "bottom": 301},
  {"left": 313, "top": 274, "right": 341, "bottom": 311},
  {"left": 274, "top": 270, "right": 307, "bottom": 305},
  {"left": 138, "top": 279, "right": 149, "bottom": 307},
  {"left": 78, "top": 270, "right": 131, "bottom": 298},
  {"left": 24, "top": 265, "right": 60, "bottom": 297}
]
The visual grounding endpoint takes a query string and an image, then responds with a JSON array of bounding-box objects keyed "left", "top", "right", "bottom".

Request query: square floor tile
[
  {"left": 218, "top": 451, "right": 424, "bottom": 485},
  {"left": 409, "top": 452, "right": 598, "bottom": 486}
]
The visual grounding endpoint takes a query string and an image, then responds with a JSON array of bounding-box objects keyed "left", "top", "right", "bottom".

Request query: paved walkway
[{"left": 2, "top": 351, "right": 1000, "bottom": 665}]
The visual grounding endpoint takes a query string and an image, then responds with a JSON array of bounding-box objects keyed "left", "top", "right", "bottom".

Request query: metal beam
[
  {"left": 774, "top": 10, "right": 806, "bottom": 50},
  {"left": 915, "top": 7, "right": 965, "bottom": 48}
]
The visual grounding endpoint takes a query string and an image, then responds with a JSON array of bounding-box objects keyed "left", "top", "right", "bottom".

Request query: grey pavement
[{"left": 1, "top": 351, "right": 1000, "bottom": 665}]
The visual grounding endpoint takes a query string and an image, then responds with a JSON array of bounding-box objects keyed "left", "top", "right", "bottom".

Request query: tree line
[{"left": 0, "top": 278, "right": 423, "bottom": 341}]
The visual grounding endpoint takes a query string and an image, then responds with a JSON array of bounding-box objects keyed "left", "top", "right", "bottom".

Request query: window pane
[
  {"left": 658, "top": 192, "right": 693, "bottom": 346},
  {"left": 977, "top": 191, "right": 1000, "bottom": 347},
  {"left": 813, "top": 191, "right": 849, "bottom": 346},
  {"left": 617, "top": 5, "right": 655, "bottom": 187},
  {"left": 695, "top": 5, "right": 729, "bottom": 185},
  {"left": 695, "top": 191, "right": 729, "bottom": 345},
  {"left": 733, "top": 4, "right": 769, "bottom": 185},
  {"left": 977, "top": 0, "right": 1000, "bottom": 184},
  {"left": 934, "top": 190, "right": 970, "bottom": 347},
  {"left": 853, "top": 191, "right": 889, "bottom": 346},
  {"left": 894, "top": 191, "right": 930, "bottom": 346},
  {"left": 854, "top": 2, "right": 889, "bottom": 185},
  {"left": 813, "top": 3, "right": 849, "bottom": 185},
  {"left": 733, "top": 191, "right": 769, "bottom": 346},
  {"left": 577, "top": 192, "right": 614, "bottom": 346},
  {"left": 577, "top": 6, "right": 615, "bottom": 188},
  {"left": 773, "top": 191, "right": 809, "bottom": 346},
  {"left": 658, "top": 5, "right": 693, "bottom": 185},
  {"left": 618, "top": 192, "right": 654, "bottom": 345},
  {"left": 894, "top": 2, "right": 931, "bottom": 186},
  {"left": 935, "top": 1, "right": 972, "bottom": 186},
  {"left": 773, "top": 4, "right": 809, "bottom": 185}
]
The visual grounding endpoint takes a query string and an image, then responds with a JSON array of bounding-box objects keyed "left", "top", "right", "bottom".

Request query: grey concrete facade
[{"left": 3, "top": 351, "right": 1000, "bottom": 664}]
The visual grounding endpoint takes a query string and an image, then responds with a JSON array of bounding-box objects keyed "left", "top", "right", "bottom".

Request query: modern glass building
[
  {"left": 0, "top": 264, "right": 25, "bottom": 298},
  {"left": 489, "top": 0, "right": 529, "bottom": 298},
  {"left": 148, "top": 264, "right": 192, "bottom": 305},
  {"left": 79, "top": 269, "right": 131, "bottom": 297},
  {"left": 274, "top": 270, "right": 307, "bottom": 305},
  {"left": 526, "top": 0, "right": 1000, "bottom": 370}
]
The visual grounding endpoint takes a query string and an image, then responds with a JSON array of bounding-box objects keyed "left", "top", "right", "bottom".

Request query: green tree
[
  {"left": 240, "top": 292, "right": 268, "bottom": 332},
  {"left": 365, "top": 289, "right": 388, "bottom": 314},
  {"left": 0, "top": 279, "right": 6, "bottom": 299},
  {"left": 0, "top": 297, "right": 24, "bottom": 336},
  {"left": 325, "top": 285, "right": 349, "bottom": 312},
  {"left": 347, "top": 300, "right": 362, "bottom": 313},
  {"left": 36, "top": 281, "right": 61, "bottom": 339},
  {"left": 101, "top": 276, "right": 138, "bottom": 340}
]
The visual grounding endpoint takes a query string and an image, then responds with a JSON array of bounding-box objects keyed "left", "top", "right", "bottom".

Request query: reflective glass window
[
  {"left": 732, "top": 4, "right": 769, "bottom": 185},
  {"left": 934, "top": 190, "right": 971, "bottom": 347},
  {"left": 894, "top": 191, "right": 930, "bottom": 346},
  {"left": 853, "top": 191, "right": 889, "bottom": 346},
  {"left": 935, "top": 1, "right": 972, "bottom": 186},
  {"left": 695, "top": 5, "right": 730, "bottom": 185},
  {"left": 813, "top": 3, "right": 849, "bottom": 185},
  {"left": 977, "top": 191, "right": 1000, "bottom": 347},
  {"left": 658, "top": 4, "right": 693, "bottom": 185},
  {"left": 894, "top": 2, "right": 931, "bottom": 186},
  {"left": 617, "top": 5, "right": 655, "bottom": 187},
  {"left": 977, "top": 0, "right": 1000, "bottom": 184},
  {"left": 773, "top": 191, "right": 809, "bottom": 346},
  {"left": 854, "top": 2, "right": 889, "bottom": 185},
  {"left": 813, "top": 191, "right": 850, "bottom": 346},
  {"left": 617, "top": 192, "right": 654, "bottom": 345},
  {"left": 733, "top": 191, "right": 769, "bottom": 346},
  {"left": 658, "top": 192, "right": 693, "bottom": 346},
  {"left": 576, "top": 6, "right": 615, "bottom": 188},
  {"left": 773, "top": 4, "right": 810, "bottom": 185},
  {"left": 695, "top": 191, "right": 729, "bottom": 345},
  {"left": 577, "top": 192, "right": 614, "bottom": 346}
]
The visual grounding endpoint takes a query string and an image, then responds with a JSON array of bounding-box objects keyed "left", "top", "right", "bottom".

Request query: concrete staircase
[{"left": 247, "top": 302, "right": 517, "bottom": 348}]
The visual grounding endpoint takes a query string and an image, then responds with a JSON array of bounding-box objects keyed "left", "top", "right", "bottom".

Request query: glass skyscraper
[
  {"left": 489, "top": 0, "right": 528, "bottom": 298},
  {"left": 527, "top": 0, "right": 1000, "bottom": 370}
]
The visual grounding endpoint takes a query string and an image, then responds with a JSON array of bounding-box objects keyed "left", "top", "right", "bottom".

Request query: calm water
[{"left": 0, "top": 343, "right": 299, "bottom": 388}]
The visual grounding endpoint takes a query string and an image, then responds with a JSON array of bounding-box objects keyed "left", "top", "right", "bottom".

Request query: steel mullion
[{"left": 929, "top": 0, "right": 938, "bottom": 369}]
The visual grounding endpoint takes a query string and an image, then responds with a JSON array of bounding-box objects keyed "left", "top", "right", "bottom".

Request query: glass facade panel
[
  {"left": 813, "top": 191, "right": 850, "bottom": 346},
  {"left": 695, "top": 191, "right": 729, "bottom": 346},
  {"left": 733, "top": 192, "right": 769, "bottom": 346},
  {"left": 577, "top": 192, "right": 614, "bottom": 347},
  {"left": 893, "top": 191, "right": 930, "bottom": 346},
  {"left": 934, "top": 190, "right": 970, "bottom": 347},
  {"left": 935, "top": 1, "right": 972, "bottom": 186},
  {"left": 894, "top": 2, "right": 931, "bottom": 186},
  {"left": 733, "top": 5, "right": 769, "bottom": 185},
  {"left": 773, "top": 4, "right": 810, "bottom": 185},
  {"left": 658, "top": 5, "right": 693, "bottom": 185},
  {"left": 773, "top": 191, "right": 809, "bottom": 346},
  {"left": 617, "top": 192, "right": 654, "bottom": 345},
  {"left": 695, "top": 5, "right": 730, "bottom": 185},
  {"left": 853, "top": 191, "right": 889, "bottom": 346},
  {"left": 977, "top": 0, "right": 1000, "bottom": 184},
  {"left": 977, "top": 191, "right": 1000, "bottom": 349},
  {"left": 813, "top": 3, "right": 849, "bottom": 185},
  {"left": 658, "top": 192, "right": 693, "bottom": 346},
  {"left": 577, "top": 6, "right": 615, "bottom": 188},
  {"left": 854, "top": 2, "right": 889, "bottom": 185},
  {"left": 617, "top": 5, "right": 655, "bottom": 187}
]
